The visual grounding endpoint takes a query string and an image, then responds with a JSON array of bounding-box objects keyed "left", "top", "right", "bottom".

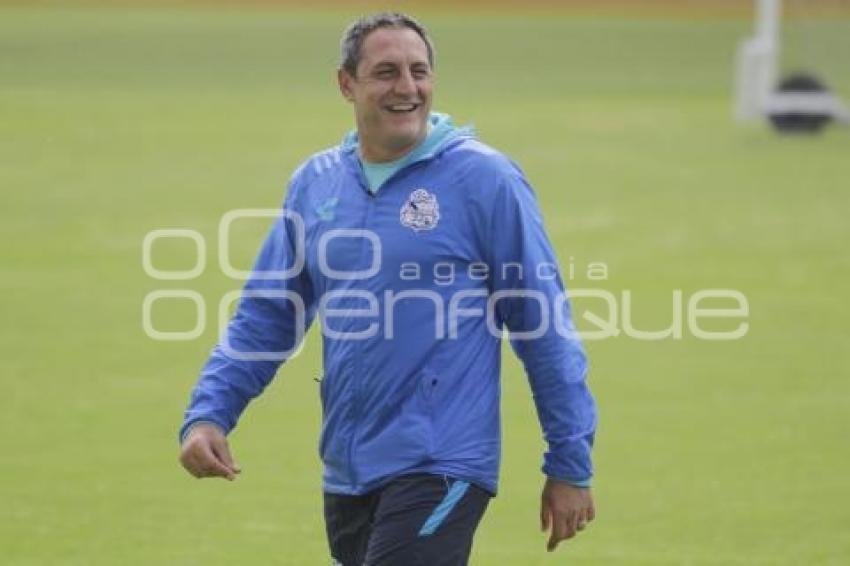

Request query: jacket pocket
[
  {"left": 419, "top": 367, "right": 439, "bottom": 414},
  {"left": 418, "top": 367, "right": 440, "bottom": 455}
]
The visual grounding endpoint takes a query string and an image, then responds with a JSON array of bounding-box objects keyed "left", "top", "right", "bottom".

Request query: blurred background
[{"left": 1, "top": 0, "right": 848, "bottom": 564}]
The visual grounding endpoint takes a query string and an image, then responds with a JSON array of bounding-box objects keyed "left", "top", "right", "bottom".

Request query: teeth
[{"left": 388, "top": 104, "right": 417, "bottom": 112}]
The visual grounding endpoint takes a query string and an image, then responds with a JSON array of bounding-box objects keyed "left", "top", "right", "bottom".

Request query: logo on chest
[{"left": 400, "top": 188, "right": 440, "bottom": 232}]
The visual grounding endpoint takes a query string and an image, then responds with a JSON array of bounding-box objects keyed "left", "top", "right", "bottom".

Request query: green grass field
[{"left": 2, "top": 3, "right": 849, "bottom": 564}]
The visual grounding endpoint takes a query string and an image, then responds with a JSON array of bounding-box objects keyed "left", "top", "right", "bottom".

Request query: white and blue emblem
[{"left": 400, "top": 189, "right": 440, "bottom": 231}]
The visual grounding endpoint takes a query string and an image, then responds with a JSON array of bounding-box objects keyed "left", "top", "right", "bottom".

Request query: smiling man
[
  {"left": 179, "top": 13, "right": 596, "bottom": 565},
  {"left": 338, "top": 21, "right": 433, "bottom": 162}
]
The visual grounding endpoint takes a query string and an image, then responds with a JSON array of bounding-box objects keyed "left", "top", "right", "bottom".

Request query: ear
[{"left": 338, "top": 68, "right": 355, "bottom": 102}]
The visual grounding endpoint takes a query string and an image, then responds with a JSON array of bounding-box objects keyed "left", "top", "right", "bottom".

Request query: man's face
[{"left": 338, "top": 26, "right": 433, "bottom": 161}]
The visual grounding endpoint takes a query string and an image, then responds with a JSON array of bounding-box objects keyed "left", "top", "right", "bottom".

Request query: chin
[{"left": 386, "top": 125, "right": 425, "bottom": 150}]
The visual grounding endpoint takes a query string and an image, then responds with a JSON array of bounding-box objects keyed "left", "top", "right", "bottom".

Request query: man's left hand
[{"left": 540, "top": 478, "right": 595, "bottom": 552}]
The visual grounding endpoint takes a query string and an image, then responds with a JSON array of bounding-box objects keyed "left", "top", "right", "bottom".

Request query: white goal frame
[{"left": 735, "top": 0, "right": 850, "bottom": 123}]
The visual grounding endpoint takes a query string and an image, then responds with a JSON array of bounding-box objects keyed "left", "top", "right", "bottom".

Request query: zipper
[
  {"left": 337, "top": 146, "right": 444, "bottom": 490},
  {"left": 344, "top": 169, "right": 376, "bottom": 491},
  {"left": 350, "top": 155, "right": 372, "bottom": 198}
]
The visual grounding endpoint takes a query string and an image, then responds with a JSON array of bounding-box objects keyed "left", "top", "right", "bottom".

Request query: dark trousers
[{"left": 324, "top": 474, "right": 492, "bottom": 566}]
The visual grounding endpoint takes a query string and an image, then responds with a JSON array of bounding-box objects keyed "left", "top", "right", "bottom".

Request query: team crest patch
[{"left": 400, "top": 189, "right": 440, "bottom": 231}]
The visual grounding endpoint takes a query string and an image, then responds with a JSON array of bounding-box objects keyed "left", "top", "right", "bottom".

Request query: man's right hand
[{"left": 179, "top": 423, "right": 241, "bottom": 481}]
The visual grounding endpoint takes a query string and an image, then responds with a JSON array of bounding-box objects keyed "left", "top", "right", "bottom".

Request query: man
[{"left": 179, "top": 13, "right": 596, "bottom": 565}]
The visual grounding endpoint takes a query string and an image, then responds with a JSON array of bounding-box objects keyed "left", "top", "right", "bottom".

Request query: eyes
[{"left": 368, "top": 64, "right": 432, "bottom": 82}]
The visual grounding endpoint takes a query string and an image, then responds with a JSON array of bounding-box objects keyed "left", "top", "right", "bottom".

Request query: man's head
[{"left": 338, "top": 13, "right": 435, "bottom": 162}]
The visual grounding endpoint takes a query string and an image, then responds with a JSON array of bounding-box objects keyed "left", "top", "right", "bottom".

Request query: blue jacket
[{"left": 180, "top": 116, "right": 596, "bottom": 495}]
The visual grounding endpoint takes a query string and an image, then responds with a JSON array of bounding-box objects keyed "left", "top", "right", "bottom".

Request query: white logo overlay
[
  {"left": 142, "top": 209, "right": 751, "bottom": 357},
  {"left": 400, "top": 188, "right": 440, "bottom": 231}
]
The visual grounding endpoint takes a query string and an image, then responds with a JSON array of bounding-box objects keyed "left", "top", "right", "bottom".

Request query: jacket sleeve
[
  {"left": 484, "top": 165, "right": 596, "bottom": 486},
  {"left": 178, "top": 183, "right": 317, "bottom": 442}
]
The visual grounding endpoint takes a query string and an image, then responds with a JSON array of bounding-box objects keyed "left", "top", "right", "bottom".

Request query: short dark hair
[{"left": 339, "top": 12, "right": 435, "bottom": 77}]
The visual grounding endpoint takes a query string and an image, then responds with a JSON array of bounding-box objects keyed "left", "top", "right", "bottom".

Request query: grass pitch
[{"left": 1, "top": 4, "right": 849, "bottom": 564}]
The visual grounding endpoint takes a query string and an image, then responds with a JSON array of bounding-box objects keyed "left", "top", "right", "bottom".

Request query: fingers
[
  {"left": 181, "top": 443, "right": 233, "bottom": 480},
  {"left": 576, "top": 511, "right": 587, "bottom": 531},
  {"left": 540, "top": 500, "right": 551, "bottom": 532},
  {"left": 211, "top": 436, "right": 241, "bottom": 476},
  {"left": 541, "top": 481, "right": 595, "bottom": 552},
  {"left": 546, "top": 521, "right": 559, "bottom": 552},
  {"left": 181, "top": 450, "right": 201, "bottom": 478},
  {"left": 547, "top": 510, "right": 577, "bottom": 552},
  {"left": 577, "top": 503, "right": 595, "bottom": 531},
  {"left": 198, "top": 443, "right": 238, "bottom": 480},
  {"left": 566, "top": 510, "right": 579, "bottom": 538},
  {"left": 179, "top": 430, "right": 239, "bottom": 481}
]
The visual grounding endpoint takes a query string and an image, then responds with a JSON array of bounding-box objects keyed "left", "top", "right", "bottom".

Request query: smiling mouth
[{"left": 384, "top": 103, "right": 421, "bottom": 114}]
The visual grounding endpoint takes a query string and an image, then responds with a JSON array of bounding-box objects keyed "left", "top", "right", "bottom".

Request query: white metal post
[
  {"left": 735, "top": 0, "right": 781, "bottom": 121},
  {"left": 755, "top": 0, "right": 781, "bottom": 45}
]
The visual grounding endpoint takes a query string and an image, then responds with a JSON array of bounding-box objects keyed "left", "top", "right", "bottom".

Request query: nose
[{"left": 394, "top": 69, "right": 417, "bottom": 96}]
